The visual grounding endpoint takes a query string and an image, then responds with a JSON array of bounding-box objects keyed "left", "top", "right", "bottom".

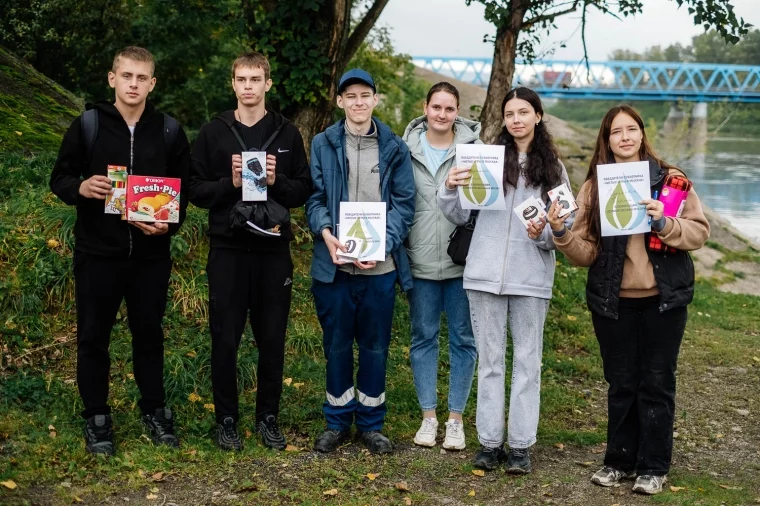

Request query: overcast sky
[{"left": 377, "top": 0, "right": 760, "bottom": 61}]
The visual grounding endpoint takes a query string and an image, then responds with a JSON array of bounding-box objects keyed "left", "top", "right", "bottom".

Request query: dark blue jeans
[
  {"left": 592, "top": 296, "right": 688, "bottom": 476},
  {"left": 311, "top": 270, "right": 397, "bottom": 432}
]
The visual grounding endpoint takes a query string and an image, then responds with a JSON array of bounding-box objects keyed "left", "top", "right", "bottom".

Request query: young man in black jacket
[
  {"left": 189, "top": 52, "right": 312, "bottom": 451},
  {"left": 49, "top": 46, "right": 190, "bottom": 456}
]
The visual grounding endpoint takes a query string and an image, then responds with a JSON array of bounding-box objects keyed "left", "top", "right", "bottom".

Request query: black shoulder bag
[{"left": 446, "top": 210, "right": 479, "bottom": 266}]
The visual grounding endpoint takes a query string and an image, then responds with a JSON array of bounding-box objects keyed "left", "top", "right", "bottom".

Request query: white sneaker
[
  {"left": 413, "top": 418, "right": 438, "bottom": 447},
  {"left": 442, "top": 419, "right": 466, "bottom": 450},
  {"left": 632, "top": 475, "right": 668, "bottom": 495},
  {"left": 591, "top": 466, "right": 636, "bottom": 487}
]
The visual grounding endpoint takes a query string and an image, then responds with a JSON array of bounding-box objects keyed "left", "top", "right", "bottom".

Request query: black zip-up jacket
[
  {"left": 49, "top": 101, "right": 191, "bottom": 259},
  {"left": 586, "top": 159, "right": 696, "bottom": 319},
  {"left": 189, "top": 110, "right": 312, "bottom": 251}
]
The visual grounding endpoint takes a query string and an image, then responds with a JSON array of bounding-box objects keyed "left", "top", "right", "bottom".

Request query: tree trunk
[
  {"left": 285, "top": 0, "right": 390, "bottom": 154},
  {"left": 479, "top": 0, "right": 528, "bottom": 144}
]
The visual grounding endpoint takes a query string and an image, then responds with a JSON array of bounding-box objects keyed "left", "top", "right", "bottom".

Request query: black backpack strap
[
  {"left": 226, "top": 120, "right": 283, "bottom": 152},
  {"left": 163, "top": 114, "right": 180, "bottom": 154},
  {"left": 80, "top": 109, "right": 98, "bottom": 166}
]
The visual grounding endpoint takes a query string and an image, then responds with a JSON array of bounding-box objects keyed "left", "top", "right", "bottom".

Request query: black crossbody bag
[{"left": 446, "top": 210, "right": 479, "bottom": 266}]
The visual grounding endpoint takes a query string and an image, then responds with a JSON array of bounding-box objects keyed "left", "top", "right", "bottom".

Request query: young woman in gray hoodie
[
  {"left": 438, "top": 87, "right": 573, "bottom": 473},
  {"left": 403, "top": 82, "right": 480, "bottom": 451}
]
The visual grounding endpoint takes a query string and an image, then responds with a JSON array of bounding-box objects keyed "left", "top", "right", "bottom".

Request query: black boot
[
  {"left": 142, "top": 407, "right": 179, "bottom": 448},
  {"left": 473, "top": 444, "right": 506, "bottom": 470},
  {"left": 215, "top": 416, "right": 243, "bottom": 451},
  {"left": 256, "top": 414, "right": 287, "bottom": 450},
  {"left": 359, "top": 431, "right": 393, "bottom": 455},
  {"left": 506, "top": 447, "right": 532, "bottom": 474},
  {"left": 84, "top": 414, "right": 114, "bottom": 456},
  {"left": 314, "top": 429, "right": 351, "bottom": 453}
]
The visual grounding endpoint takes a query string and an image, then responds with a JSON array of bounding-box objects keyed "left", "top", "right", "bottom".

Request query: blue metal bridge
[{"left": 412, "top": 57, "right": 760, "bottom": 103}]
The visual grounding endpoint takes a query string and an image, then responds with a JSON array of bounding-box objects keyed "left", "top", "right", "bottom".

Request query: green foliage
[
  {"left": 341, "top": 25, "right": 428, "bottom": 135},
  {"left": 0, "top": 48, "right": 80, "bottom": 154},
  {"left": 467, "top": 0, "right": 750, "bottom": 62}
]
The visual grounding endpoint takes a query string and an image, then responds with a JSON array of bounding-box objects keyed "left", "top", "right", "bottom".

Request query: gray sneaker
[
  {"left": 591, "top": 466, "right": 636, "bottom": 487},
  {"left": 632, "top": 474, "right": 668, "bottom": 495}
]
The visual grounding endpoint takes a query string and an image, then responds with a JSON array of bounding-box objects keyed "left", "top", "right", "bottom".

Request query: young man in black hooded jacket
[
  {"left": 189, "top": 52, "right": 312, "bottom": 451},
  {"left": 50, "top": 46, "right": 190, "bottom": 456}
]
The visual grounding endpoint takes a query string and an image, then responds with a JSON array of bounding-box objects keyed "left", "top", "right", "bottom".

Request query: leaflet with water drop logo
[
  {"left": 596, "top": 161, "right": 651, "bottom": 237},
  {"left": 455, "top": 144, "right": 506, "bottom": 210},
  {"left": 338, "top": 202, "right": 386, "bottom": 262}
]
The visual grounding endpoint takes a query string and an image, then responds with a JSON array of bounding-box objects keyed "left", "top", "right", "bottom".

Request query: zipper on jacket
[{"left": 127, "top": 130, "right": 134, "bottom": 258}]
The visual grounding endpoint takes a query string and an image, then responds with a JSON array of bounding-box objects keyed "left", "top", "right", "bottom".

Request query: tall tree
[
  {"left": 242, "top": 0, "right": 390, "bottom": 146},
  {"left": 468, "top": 0, "right": 751, "bottom": 143}
]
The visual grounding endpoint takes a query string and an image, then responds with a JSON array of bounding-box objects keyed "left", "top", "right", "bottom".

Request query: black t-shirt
[{"left": 233, "top": 112, "right": 275, "bottom": 150}]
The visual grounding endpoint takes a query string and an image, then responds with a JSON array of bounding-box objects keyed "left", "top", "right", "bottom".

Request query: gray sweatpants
[{"left": 467, "top": 290, "right": 549, "bottom": 449}]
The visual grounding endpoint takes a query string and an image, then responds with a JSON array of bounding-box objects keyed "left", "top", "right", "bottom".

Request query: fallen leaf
[
  {"left": 49, "top": 431, "right": 57, "bottom": 438},
  {"left": 472, "top": 469, "right": 485, "bottom": 477},
  {"left": 752, "top": 356, "right": 760, "bottom": 363},
  {"left": 554, "top": 442, "right": 565, "bottom": 450},
  {"left": 203, "top": 403, "right": 215, "bottom": 412},
  {"left": 245, "top": 429, "right": 253, "bottom": 438},
  {"left": 146, "top": 493, "right": 158, "bottom": 500},
  {"left": 73, "top": 496, "right": 83, "bottom": 502},
  {"left": 467, "top": 490, "right": 475, "bottom": 496},
  {"left": 293, "top": 382, "right": 304, "bottom": 389},
  {"left": 48, "top": 424, "right": 56, "bottom": 431},
  {"left": 285, "top": 444, "right": 299, "bottom": 452},
  {"left": 14, "top": 131, "right": 22, "bottom": 136},
  {"left": 719, "top": 484, "right": 742, "bottom": 490},
  {"left": 151, "top": 472, "right": 164, "bottom": 482},
  {"left": 366, "top": 473, "right": 378, "bottom": 481},
  {"left": 186, "top": 350, "right": 197, "bottom": 357},
  {"left": 670, "top": 486, "right": 686, "bottom": 492},
  {"left": 575, "top": 461, "right": 593, "bottom": 467},
  {"left": 187, "top": 392, "right": 201, "bottom": 402},
  {"left": 567, "top": 315, "right": 577, "bottom": 321},
  {"left": 138, "top": 470, "right": 146, "bottom": 478},
  {"left": 46, "top": 239, "right": 60, "bottom": 248},
  {"left": 1, "top": 480, "right": 17, "bottom": 490},
  {"left": 283, "top": 378, "right": 293, "bottom": 386},
  {"left": 323, "top": 488, "right": 338, "bottom": 496},
  {"left": 395, "top": 481, "right": 410, "bottom": 492},
  {"left": 150, "top": 487, "right": 159, "bottom": 493},
  {"left": 403, "top": 497, "right": 412, "bottom": 505}
]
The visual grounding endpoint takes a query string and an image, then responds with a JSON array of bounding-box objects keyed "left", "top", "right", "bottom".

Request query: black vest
[{"left": 585, "top": 159, "right": 696, "bottom": 319}]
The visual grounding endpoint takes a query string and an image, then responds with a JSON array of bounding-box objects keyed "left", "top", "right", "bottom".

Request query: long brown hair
[
  {"left": 582, "top": 105, "right": 674, "bottom": 246},
  {"left": 496, "top": 87, "right": 562, "bottom": 198}
]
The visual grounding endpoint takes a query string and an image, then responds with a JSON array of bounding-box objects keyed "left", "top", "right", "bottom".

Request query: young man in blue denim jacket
[{"left": 306, "top": 69, "right": 415, "bottom": 454}]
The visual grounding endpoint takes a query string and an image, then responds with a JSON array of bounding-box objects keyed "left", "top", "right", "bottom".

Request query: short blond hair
[
  {"left": 112, "top": 46, "right": 155, "bottom": 76},
  {"left": 231, "top": 52, "right": 270, "bottom": 80}
]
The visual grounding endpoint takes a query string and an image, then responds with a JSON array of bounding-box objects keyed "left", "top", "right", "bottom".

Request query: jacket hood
[
  {"left": 214, "top": 109, "right": 288, "bottom": 129},
  {"left": 402, "top": 116, "right": 481, "bottom": 157},
  {"left": 92, "top": 100, "right": 158, "bottom": 122}
]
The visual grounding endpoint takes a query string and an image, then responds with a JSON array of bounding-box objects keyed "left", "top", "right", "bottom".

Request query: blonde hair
[
  {"left": 231, "top": 52, "right": 270, "bottom": 80},
  {"left": 112, "top": 46, "right": 155, "bottom": 76}
]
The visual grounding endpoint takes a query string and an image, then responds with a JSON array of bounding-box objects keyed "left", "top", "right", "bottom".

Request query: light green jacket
[{"left": 402, "top": 115, "right": 482, "bottom": 280}]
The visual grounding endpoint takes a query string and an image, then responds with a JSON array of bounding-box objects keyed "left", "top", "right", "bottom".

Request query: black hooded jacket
[
  {"left": 188, "top": 110, "right": 312, "bottom": 251},
  {"left": 49, "top": 101, "right": 191, "bottom": 259}
]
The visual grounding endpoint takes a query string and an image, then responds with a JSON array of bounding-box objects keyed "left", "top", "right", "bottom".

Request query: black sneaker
[
  {"left": 473, "top": 444, "right": 507, "bottom": 470},
  {"left": 142, "top": 407, "right": 179, "bottom": 448},
  {"left": 359, "top": 430, "right": 393, "bottom": 455},
  {"left": 84, "top": 414, "right": 114, "bottom": 456},
  {"left": 506, "top": 447, "right": 532, "bottom": 474},
  {"left": 256, "top": 414, "right": 287, "bottom": 450},
  {"left": 313, "top": 428, "right": 351, "bottom": 453},
  {"left": 216, "top": 416, "right": 243, "bottom": 451}
]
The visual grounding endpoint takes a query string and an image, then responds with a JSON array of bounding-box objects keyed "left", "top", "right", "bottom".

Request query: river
[{"left": 687, "top": 138, "right": 760, "bottom": 244}]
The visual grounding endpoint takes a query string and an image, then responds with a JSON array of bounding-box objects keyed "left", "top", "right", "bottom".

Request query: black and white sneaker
[
  {"left": 84, "top": 414, "right": 114, "bottom": 456},
  {"left": 142, "top": 407, "right": 179, "bottom": 448},
  {"left": 256, "top": 414, "right": 287, "bottom": 450},
  {"left": 216, "top": 416, "right": 243, "bottom": 451}
]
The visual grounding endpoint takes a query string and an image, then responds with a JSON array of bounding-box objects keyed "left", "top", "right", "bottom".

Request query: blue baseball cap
[{"left": 337, "top": 68, "right": 376, "bottom": 94}]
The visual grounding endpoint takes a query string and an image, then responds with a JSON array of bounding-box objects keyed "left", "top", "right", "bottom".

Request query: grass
[{"left": 1, "top": 152, "right": 759, "bottom": 504}]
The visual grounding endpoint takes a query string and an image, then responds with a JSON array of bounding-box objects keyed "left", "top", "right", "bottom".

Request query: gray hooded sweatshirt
[
  {"left": 437, "top": 153, "right": 573, "bottom": 299},
  {"left": 402, "top": 116, "right": 482, "bottom": 280}
]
